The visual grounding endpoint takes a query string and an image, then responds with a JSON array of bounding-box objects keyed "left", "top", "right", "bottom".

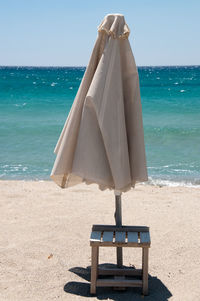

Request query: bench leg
[
  {"left": 142, "top": 247, "right": 149, "bottom": 295},
  {"left": 90, "top": 246, "right": 99, "bottom": 294}
]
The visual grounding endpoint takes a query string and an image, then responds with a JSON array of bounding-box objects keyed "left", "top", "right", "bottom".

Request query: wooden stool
[{"left": 90, "top": 225, "right": 151, "bottom": 295}]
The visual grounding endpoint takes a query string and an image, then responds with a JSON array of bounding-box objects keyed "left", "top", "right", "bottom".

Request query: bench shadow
[{"left": 63, "top": 264, "right": 172, "bottom": 300}]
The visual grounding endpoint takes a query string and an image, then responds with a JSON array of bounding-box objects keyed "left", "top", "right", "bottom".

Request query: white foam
[
  {"left": 172, "top": 169, "right": 192, "bottom": 173},
  {"left": 14, "top": 103, "right": 27, "bottom": 107},
  {"left": 147, "top": 177, "right": 200, "bottom": 188}
]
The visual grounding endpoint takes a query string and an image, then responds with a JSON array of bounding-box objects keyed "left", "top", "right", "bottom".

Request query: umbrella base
[{"left": 90, "top": 224, "right": 151, "bottom": 295}]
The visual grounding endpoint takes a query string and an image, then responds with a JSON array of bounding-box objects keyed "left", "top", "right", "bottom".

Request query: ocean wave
[
  {"left": 0, "top": 164, "right": 28, "bottom": 175},
  {"left": 51, "top": 82, "right": 57, "bottom": 87},
  {"left": 14, "top": 103, "right": 27, "bottom": 107},
  {"left": 146, "top": 177, "right": 200, "bottom": 188}
]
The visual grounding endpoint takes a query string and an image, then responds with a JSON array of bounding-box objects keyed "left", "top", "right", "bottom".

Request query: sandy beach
[{"left": 0, "top": 180, "right": 199, "bottom": 300}]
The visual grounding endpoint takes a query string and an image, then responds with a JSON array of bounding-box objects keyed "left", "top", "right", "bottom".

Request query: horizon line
[{"left": 0, "top": 64, "right": 200, "bottom": 68}]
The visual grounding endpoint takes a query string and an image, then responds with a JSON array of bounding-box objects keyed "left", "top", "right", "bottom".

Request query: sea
[{"left": 0, "top": 65, "right": 200, "bottom": 187}]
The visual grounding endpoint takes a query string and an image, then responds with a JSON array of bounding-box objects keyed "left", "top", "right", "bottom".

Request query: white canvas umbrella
[{"left": 51, "top": 14, "right": 148, "bottom": 265}]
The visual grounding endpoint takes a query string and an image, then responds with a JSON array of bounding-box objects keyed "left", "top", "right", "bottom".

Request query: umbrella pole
[{"left": 114, "top": 191, "right": 123, "bottom": 267}]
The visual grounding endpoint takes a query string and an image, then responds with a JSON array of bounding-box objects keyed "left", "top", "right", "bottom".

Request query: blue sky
[{"left": 0, "top": 0, "right": 199, "bottom": 66}]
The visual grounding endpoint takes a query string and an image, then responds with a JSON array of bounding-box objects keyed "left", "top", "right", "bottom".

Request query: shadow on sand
[{"left": 64, "top": 264, "right": 172, "bottom": 300}]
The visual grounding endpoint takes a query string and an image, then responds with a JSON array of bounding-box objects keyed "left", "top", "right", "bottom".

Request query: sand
[{"left": 0, "top": 180, "right": 199, "bottom": 301}]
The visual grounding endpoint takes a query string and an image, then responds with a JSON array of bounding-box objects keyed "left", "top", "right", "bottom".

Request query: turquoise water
[{"left": 0, "top": 66, "right": 200, "bottom": 186}]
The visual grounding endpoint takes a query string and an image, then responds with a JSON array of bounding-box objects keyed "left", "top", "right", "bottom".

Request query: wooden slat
[
  {"left": 127, "top": 232, "right": 138, "bottom": 243},
  {"left": 102, "top": 231, "right": 114, "bottom": 243},
  {"left": 115, "top": 231, "right": 126, "bottom": 243},
  {"left": 140, "top": 232, "right": 150, "bottom": 244},
  {"left": 98, "top": 268, "right": 142, "bottom": 276},
  {"left": 91, "top": 241, "right": 149, "bottom": 247},
  {"left": 96, "top": 279, "right": 142, "bottom": 287},
  {"left": 92, "top": 225, "right": 149, "bottom": 232},
  {"left": 90, "top": 231, "right": 101, "bottom": 242},
  {"left": 113, "top": 276, "right": 126, "bottom": 290}
]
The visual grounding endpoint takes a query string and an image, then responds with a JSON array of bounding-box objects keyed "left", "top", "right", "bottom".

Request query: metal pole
[{"left": 114, "top": 191, "right": 123, "bottom": 267}]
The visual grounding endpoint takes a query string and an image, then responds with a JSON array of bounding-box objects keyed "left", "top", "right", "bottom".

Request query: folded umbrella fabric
[{"left": 51, "top": 14, "right": 148, "bottom": 192}]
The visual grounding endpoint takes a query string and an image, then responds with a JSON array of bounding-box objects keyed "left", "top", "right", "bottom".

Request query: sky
[{"left": 0, "top": 0, "right": 200, "bottom": 67}]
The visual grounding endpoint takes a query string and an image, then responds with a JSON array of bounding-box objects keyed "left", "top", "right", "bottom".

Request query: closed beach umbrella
[
  {"left": 51, "top": 14, "right": 148, "bottom": 192},
  {"left": 51, "top": 13, "right": 148, "bottom": 267}
]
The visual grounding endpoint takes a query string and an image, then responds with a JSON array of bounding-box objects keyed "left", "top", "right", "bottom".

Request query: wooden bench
[{"left": 90, "top": 225, "right": 151, "bottom": 295}]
